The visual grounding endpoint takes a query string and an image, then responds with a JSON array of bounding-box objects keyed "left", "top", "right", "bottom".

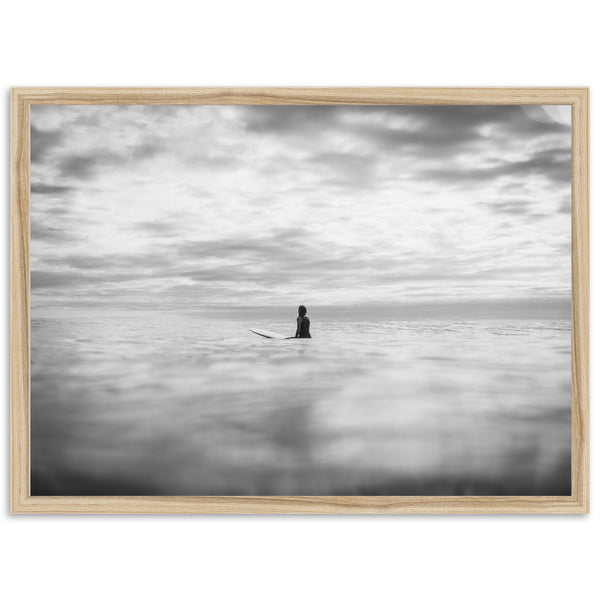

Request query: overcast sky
[{"left": 30, "top": 104, "right": 571, "bottom": 318}]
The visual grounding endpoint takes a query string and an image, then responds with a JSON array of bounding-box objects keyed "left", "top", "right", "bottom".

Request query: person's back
[{"left": 295, "top": 305, "right": 311, "bottom": 338}]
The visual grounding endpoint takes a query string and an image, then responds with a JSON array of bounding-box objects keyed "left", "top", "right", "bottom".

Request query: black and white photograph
[{"left": 30, "top": 103, "right": 572, "bottom": 497}]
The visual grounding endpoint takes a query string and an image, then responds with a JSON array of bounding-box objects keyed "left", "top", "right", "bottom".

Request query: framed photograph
[{"left": 11, "top": 87, "right": 589, "bottom": 514}]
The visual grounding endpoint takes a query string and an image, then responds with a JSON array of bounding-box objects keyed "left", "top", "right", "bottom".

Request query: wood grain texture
[
  {"left": 11, "top": 88, "right": 30, "bottom": 514},
  {"left": 570, "top": 90, "right": 590, "bottom": 513},
  {"left": 10, "top": 87, "right": 590, "bottom": 514},
  {"left": 8, "top": 86, "right": 588, "bottom": 105}
]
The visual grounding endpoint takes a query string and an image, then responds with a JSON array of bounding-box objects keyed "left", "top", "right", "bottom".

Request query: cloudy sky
[{"left": 30, "top": 104, "right": 571, "bottom": 318}]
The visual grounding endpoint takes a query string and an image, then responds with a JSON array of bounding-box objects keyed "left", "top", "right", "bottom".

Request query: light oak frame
[{"left": 10, "top": 87, "right": 589, "bottom": 514}]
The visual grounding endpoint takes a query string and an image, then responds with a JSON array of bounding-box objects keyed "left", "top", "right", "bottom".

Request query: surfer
[{"left": 295, "top": 305, "right": 312, "bottom": 338}]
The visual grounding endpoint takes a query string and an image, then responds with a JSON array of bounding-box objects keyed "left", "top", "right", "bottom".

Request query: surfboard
[{"left": 249, "top": 328, "right": 290, "bottom": 339}]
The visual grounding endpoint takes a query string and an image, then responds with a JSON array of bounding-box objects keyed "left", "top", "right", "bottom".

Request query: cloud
[
  {"left": 419, "top": 147, "right": 571, "bottom": 187},
  {"left": 487, "top": 199, "right": 534, "bottom": 215},
  {"left": 132, "top": 221, "right": 181, "bottom": 236},
  {"left": 30, "top": 126, "right": 63, "bottom": 164},
  {"left": 55, "top": 139, "right": 167, "bottom": 180},
  {"left": 57, "top": 150, "right": 121, "bottom": 180},
  {"left": 31, "top": 183, "right": 73, "bottom": 195},
  {"left": 31, "top": 268, "right": 152, "bottom": 288},
  {"left": 42, "top": 248, "right": 175, "bottom": 274},
  {"left": 58, "top": 155, "right": 103, "bottom": 180},
  {"left": 241, "top": 105, "right": 569, "bottom": 156},
  {"left": 130, "top": 141, "right": 162, "bottom": 160},
  {"left": 241, "top": 105, "right": 346, "bottom": 135},
  {"left": 31, "top": 270, "right": 85, "bottom": 288},
  {"left": 31, "top": 221, "right": 80, "bottom": 242},
  {"left": 307, "top": 151, "right": 378, "bottom": 189},
  {"left": 29, "top": 105, "right": 572, "bottom": 315},
  {"left": 174, "top": 227, "right": 311, "bottom": 261}
]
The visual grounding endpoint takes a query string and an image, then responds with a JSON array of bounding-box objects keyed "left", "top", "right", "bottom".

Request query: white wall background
[{"left": 1, "top": 2, "right": 596, "bottom": 599}]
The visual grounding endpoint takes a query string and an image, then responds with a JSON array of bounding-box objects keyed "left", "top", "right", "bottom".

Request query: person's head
[{"left": 298, "top": 305, "right": 307, "bottom": 317}]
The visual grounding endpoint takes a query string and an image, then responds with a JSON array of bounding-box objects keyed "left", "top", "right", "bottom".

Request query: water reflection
[{"left": 31, "top": 317, "right": 571, "bottom": 495}]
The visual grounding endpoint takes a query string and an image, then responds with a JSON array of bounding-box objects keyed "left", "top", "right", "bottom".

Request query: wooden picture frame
[{"left": 11, "top": 87, "right": 589, "bottom": 514}]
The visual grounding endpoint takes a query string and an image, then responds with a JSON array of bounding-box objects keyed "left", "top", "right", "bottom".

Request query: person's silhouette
[{"left": 294, "top": 305, "right": 311, "bottom": 338}]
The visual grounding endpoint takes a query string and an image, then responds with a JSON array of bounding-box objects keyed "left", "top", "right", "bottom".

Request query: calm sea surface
[{"left": 31, "top": 316, "right": 571, "bottom": 495}]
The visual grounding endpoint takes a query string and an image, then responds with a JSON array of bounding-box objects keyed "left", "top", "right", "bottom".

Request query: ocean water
[{"left": 31, "top": 316, "right": 572, "bottom": 495}]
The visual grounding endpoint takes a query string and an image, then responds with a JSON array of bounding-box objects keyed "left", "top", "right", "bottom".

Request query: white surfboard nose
[{"left": 249, "top": 328, "right": 286, "bottom": 339}]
